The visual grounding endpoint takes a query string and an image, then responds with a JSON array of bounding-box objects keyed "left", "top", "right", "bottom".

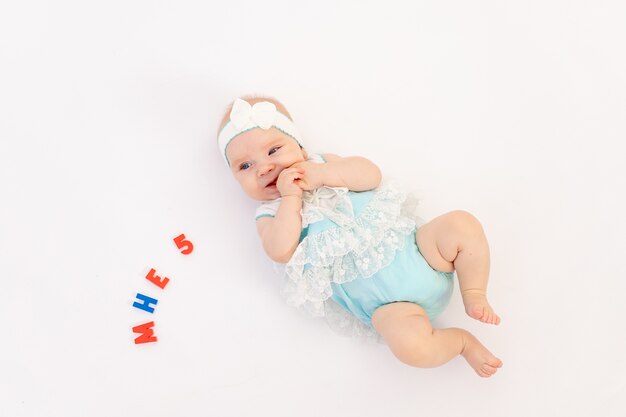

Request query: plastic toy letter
[
  {"left": 146, "top": 268, "right": 170, "bottom": 289},
  {"left": 133, "top": 321, "right": 158, "bottom": 344},
  {"left": 132, "top": 293, "right": 159, "bottom": 314},
  {"left": 174, "top": 233, "right": 194, "bottom": 255}
]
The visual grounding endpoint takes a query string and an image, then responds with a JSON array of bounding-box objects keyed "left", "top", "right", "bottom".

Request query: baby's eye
[
  {"left": 269, "top": 146, "right": 280, "bottom": 155},
  {"left": 239, "top": 162, "right": 251, "bottom": 170}
]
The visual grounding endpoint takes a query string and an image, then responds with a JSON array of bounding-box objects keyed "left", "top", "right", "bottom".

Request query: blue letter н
[{"left": 132, "top": 293, "right": 158, "bottom": 314}]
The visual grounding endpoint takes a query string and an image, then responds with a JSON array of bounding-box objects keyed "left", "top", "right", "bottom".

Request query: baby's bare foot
[
  {"left": 461, "top": 332, "right": 503, "bottom": 378},
  {"left": 462, "top": 290, "right": 501, "bottom": 325}
]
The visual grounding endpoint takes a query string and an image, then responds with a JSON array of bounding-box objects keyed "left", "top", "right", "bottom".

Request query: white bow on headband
[
  {"left": 229, "top": 99, "right": 277, "bottom": 130},
  {"left": 218, "top": 98, "right": 303, "bottom": 166}
]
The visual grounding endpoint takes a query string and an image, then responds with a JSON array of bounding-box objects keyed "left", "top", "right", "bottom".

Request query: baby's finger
[
  {"left": 279, "top": 167, "right": 302, "bottom": 178},
  {"left": 283, "top": 171, "right": 300, "bottom": 180},
  {"left": 291, "top": 169, "right": 306, "bottom": 179}
]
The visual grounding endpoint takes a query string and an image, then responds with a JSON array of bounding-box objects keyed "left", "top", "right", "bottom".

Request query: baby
[{"left": 217, "top": 96, "right": 503, "bottom": 377}]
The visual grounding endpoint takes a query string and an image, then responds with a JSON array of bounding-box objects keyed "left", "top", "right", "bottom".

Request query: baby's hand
[
  {"left": 277, "top": 167, "right": 305, "bottom": 198},
  {"left": 290, "top": 161, "right": 325, "bottom": 191}
]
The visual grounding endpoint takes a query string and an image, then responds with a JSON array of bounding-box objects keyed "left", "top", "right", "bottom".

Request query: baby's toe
[
  {"left": 487, "top": 310, "right": 500, "bottom": 325},
  {"left": 483, "top": 308, "right": 501, "bottom": 325},
  {"left": 483, "top": 310, "right": 492, "bottom": 323},
  {"left": 481, "top": 364, "right": 499, "bottom": 375},
  {"left": 489, "top": 357, "right": 503, "bottom": 368}
]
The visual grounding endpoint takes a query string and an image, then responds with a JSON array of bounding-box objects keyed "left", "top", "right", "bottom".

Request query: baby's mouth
[{"left": 266, "top": 179, "right": 277, "bottom": 188}]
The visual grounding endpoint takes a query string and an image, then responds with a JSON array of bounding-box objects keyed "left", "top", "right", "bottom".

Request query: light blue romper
[
  {"left": 256, "top": 154, "right": 454, "bottom": 330},
  {"left": 302, "top": 189, "right": 454, "bottom": 328}
]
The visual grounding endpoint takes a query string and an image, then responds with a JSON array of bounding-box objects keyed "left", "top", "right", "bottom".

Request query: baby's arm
[
  {"left": 293, "top": 153, "right": 382, "bottom": 192},
  {"left": 256, "top": 167, "right": 305, "bottom": 263},
  {"left": 256, "top": 196, "right": 302, "bottom": 263},
  {"left": 322, "top": 153, "right": 382, "bottom": 191}
]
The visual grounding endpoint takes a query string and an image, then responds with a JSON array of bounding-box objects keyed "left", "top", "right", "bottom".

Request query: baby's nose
[{"left": 257, "top": 163, "right": 275, "bottom": 176}]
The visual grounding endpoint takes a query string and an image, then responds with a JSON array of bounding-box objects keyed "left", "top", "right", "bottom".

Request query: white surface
[{"left": 1, "top": 1, "right": 625, "bottom": 416}]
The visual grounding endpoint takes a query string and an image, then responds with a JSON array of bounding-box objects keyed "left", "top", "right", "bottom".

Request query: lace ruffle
[{"left": 281, "top": 181, "right": 418, "bottom": 322}]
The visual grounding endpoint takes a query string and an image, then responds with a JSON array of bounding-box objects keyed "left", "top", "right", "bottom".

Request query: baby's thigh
[
  {"left": 371, "top": 302, "right": 433, "bottom": 362},
  {"left": 415, "top": 213, "right": 464, "bottom": 273}
]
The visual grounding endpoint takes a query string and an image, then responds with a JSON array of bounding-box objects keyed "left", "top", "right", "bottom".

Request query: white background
[{"left": 1, "top": 1, "right": 625, "bottom": 416}]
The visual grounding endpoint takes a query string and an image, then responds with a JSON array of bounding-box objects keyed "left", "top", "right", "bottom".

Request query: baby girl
[{"left": 217, "top": 96, "right": 503, "bottom": 377}]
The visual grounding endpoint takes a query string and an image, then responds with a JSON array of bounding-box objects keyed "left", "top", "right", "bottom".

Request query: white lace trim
[
  {"left": 280, "top": 181, "right": 419, "bottom": 327},
  {"left": 322, "top": 299, "right": 384, "bottom": 343}
]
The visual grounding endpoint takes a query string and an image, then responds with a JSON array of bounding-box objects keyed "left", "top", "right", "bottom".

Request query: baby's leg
[
  {"left": 415, "top": 210, "right": 500, "bottom": 325},
  {"left": 372, "top": 302, "right": 502, "bottom": 377}
]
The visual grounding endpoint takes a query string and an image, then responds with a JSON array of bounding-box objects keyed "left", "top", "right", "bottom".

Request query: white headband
[{"left": 218, "top": 98, "right": 302, "bottom": 166}]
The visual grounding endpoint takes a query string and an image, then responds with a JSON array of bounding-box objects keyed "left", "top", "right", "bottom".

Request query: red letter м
[{"left": 132, "top": 321, "right": 158, "bottom": 344}]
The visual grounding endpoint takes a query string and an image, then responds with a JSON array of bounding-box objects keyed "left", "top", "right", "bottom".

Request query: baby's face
[{"left": 226, "top": 127, "right": 308, "bottom": 201}]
